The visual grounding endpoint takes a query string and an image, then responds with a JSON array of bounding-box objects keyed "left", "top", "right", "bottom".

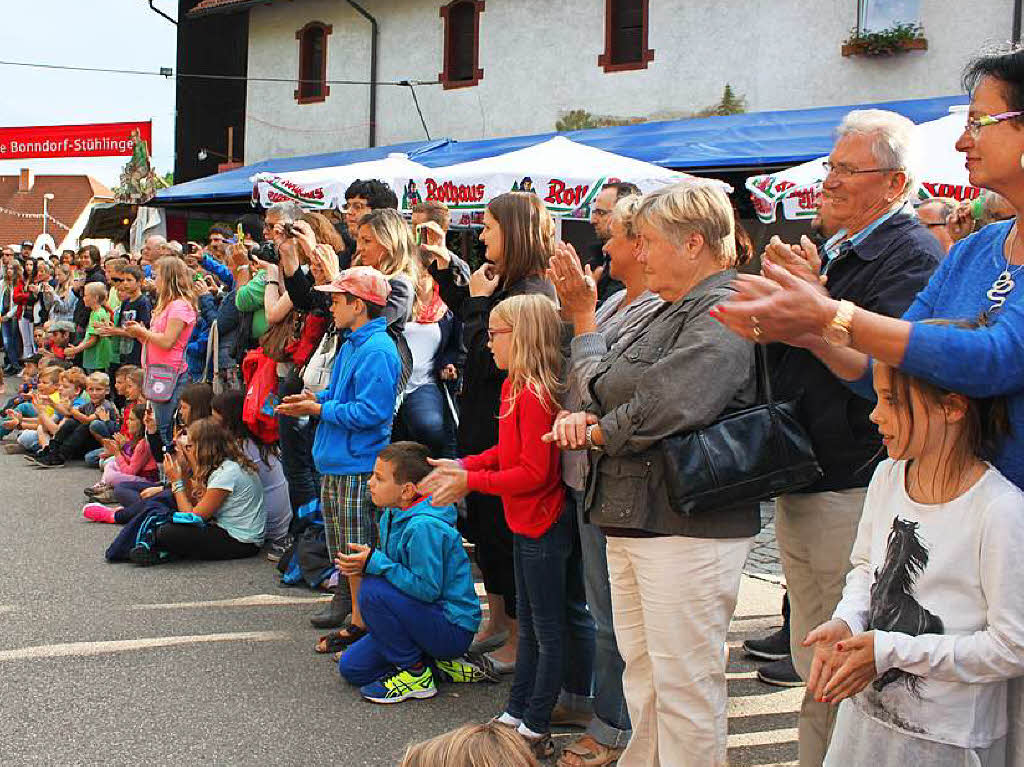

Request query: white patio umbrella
[
  {"left": 746, "top": 109, "right": 982, "bottom": 224},
  {"left": 407, "top": 136, "right": 730, "bottom": 227},
  {"left": 251, "top": 153, "right": 431, "bottom": 210}
]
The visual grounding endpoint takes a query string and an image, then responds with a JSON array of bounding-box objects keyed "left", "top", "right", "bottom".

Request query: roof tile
[{"left": 0, "top": 175, "right": 113, "bottom": 249}]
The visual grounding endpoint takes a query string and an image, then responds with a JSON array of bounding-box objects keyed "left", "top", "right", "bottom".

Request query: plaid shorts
[{"left": 320, "top": 472, "right": 376, "bottom": 557}]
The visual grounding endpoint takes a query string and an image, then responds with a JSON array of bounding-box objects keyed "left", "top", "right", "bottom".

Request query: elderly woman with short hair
[{"left": 549, "top": 181, "right": 758, "bottom": 766}]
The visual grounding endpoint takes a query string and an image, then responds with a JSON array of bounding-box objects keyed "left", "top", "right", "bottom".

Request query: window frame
[
  {"left": 439, "top": 0, "right": 485, "bottom": 90},
  {"left": 598, "top": 0, "right": 655, "bottom": 73},
  {"left": 294, "top": 21, "right": 333, "bottom": 105},
  {"left": 857, "top": 0, "right": 922, "bottom": 34}
]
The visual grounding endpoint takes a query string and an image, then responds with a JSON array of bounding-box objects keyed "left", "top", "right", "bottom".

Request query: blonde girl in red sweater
[{"left": 421, "top": 293, "right": 594, "bottom": 759}]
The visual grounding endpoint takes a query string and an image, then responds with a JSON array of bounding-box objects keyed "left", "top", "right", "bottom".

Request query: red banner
[{"left": 0, "top": 121, "right": 152, "bottom": 160}]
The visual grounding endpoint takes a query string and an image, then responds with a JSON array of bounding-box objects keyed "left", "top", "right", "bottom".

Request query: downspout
[
  {"left": 346, "top": 0, "right": 378, "bottom": 147},
  {"left": 1014, "top": 0, "right": 1023, "bottom": 44},
  {"left": 148, "top": 0, "right": 177, "bottom": 25}
]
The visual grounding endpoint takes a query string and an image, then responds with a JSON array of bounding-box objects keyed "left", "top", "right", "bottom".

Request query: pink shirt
[{"left": 146, "top": 299, "right": 196, "bottom": 373}]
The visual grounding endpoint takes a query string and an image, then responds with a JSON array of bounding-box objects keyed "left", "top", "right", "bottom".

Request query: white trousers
[{"left": 607, "top": 534, "right": 752, "bottom": 767}]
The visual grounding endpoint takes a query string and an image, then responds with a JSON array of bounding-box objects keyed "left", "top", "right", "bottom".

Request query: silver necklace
[{"left": 987, "top": 224, "right": 1024, "bottom": 311}]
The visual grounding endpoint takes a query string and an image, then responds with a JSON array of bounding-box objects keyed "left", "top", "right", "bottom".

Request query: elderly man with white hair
[{"left": 741, "top": 110, "right": 943, "bottom": 767}]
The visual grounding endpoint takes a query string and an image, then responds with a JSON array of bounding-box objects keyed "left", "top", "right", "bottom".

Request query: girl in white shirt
[{"left": 807, "top": 360, "right": 1024, "bottom": 767}]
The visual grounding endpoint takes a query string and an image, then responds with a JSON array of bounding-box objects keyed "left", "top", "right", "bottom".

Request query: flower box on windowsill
[{"left": 842, "top": 37, "right": 927, "bottom": 57}]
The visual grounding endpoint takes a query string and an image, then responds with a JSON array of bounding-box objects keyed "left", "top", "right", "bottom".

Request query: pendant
[{"left": 988, "top": 270, "right": 1015, "bottom": 310}]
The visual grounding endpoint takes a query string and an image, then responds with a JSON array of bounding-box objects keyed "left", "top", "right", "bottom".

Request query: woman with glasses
[{"left": 714, "top": 47, "right": 1024, "bottom": 767}]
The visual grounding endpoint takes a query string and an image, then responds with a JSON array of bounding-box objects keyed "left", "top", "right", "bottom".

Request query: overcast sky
[{"left": 0, "top": 0, "right": 177, "bottom": 187}]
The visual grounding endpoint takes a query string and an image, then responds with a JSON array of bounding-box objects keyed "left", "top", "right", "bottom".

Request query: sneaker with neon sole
[
  {"left": 435, "top": 652, "right": 501, "bottom": 683},
  {"left": 83, "top": 504, "right": 118, "bottom": 523},
  {"left": 360, "top": 666, "right": 437, "bottom": 704}
]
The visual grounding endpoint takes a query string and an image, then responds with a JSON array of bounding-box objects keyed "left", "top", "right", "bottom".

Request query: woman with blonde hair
[
  {"left": 421, "top": 293, "right": 582, "bottom": 758},
  {"left": 429, "top": 192, "right": 558, "bottom": 671},
  {"left": 549, "top": 181, "right": 758, "bottom": 766},
  {"left": 118, "top": 255, "right": 197, "bottom": 442},
  {"left": 401, "top": 722, "right": 539, "bottom": 767},
  {"left": 353, "top": 207, "right": 419, "bottom": 328}
]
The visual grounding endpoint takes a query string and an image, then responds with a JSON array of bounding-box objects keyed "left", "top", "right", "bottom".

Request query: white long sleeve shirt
[{"left": 832, "top": 459, "right": 1024, "bottom": 749}]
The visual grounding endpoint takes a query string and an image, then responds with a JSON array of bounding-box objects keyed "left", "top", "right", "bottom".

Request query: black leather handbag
[{"left": 660, "top": 344, "right": 822, "bottom": 515}]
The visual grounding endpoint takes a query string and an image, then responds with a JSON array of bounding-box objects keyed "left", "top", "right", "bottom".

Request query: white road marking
[
  {"left": 729, "top": 616, "right": 784, "bottom": 633},
  {"left": 728, "top": 687, "right": 803, "bottom": 717},
  {"left": 129, "top": 593, "right": 330, "bottom": 610},
  {"left": 0, "top": 630, "right": 292, "bottom": 662},
  {"left": 728, "top": 727, "right": 800, "bottom": 748}
]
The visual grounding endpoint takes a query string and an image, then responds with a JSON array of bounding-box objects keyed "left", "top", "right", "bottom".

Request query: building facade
[{"left": 187, "top": 0, "right": 1015, "bottom": 166}]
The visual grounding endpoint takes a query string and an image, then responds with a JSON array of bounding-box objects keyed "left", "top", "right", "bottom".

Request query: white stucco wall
[{"left": 244, "top": 0, "right": 1015, "bottom": 164}]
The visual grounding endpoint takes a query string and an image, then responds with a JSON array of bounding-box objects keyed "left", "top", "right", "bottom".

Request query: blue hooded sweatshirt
[
  {"left": 365, "top": 496, "right": 482, "bottom": 634},
  {"left": 313, "top": 317, "right": 400, "bottom": 475}
]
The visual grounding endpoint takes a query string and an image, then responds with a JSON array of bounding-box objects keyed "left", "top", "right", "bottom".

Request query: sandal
[
  {"left": 557, "top": 735, "right": 624, "bottom": 767},
  {"left": 522, "top": 732, "right": 555, "bottom": 760},
  {"left": 314, "top": 624, "right": 367, "bottom": 654}
]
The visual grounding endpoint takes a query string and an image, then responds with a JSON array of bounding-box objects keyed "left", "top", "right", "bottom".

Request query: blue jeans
[
  {"left": 338, "top": 576, "right": 474, "bottom": 686},
  {"left": 508, "top": 507, "right": 595, "bottom": 734},
  {"left": 2, "top": 319, "right": 21, "bottom": 370},
  {"left": 560, "top": 489, "right": 631, "bottom": 747},
  {"left": 1, "top": 402, "right": 35, "bottom": 437},
  {"left": 84, "top": 448, "right": 104, "bottom": 468},
  {"left": 395, "top": 383, "right": 457, "bottom": 458},
  {"left": 150, "top": 372, "right": 186, "bottom": 445}
]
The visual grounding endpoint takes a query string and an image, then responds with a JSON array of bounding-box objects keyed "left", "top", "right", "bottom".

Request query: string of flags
[{"left": 0, "top": 205, "right": 71, "bottom": 232}]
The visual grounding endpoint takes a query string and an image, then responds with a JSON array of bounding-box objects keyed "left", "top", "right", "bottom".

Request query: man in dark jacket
[{"left": 761, "top": 111, "right": 942, "bottom": 767}]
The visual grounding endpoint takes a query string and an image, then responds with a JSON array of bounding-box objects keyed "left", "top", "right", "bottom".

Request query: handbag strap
[
  {"left": 753, "top": 344, "right": 774, "bottom": 406},
  {"left": 202, "top": 320, "right": 219, "bottom": 382}
]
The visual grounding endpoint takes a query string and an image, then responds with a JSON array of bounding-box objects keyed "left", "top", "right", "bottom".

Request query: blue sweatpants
[{"left": 338, "top": 575, "right": 473, "bottom": 686}]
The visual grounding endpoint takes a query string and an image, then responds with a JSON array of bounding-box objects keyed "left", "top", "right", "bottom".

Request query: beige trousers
[
  {"left": 607, "top": 534, "right": 752, "bottom": 767},
  {"left": 775, "top": 488, "right": 867, "bottom": 767}
]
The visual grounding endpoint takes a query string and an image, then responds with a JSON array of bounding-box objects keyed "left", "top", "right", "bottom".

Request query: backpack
[{"left": 241, "top": 348, "right": 280, "bottom": 443}]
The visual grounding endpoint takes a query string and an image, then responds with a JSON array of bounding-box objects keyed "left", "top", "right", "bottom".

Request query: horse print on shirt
[{"left": 867, "top": 517, "right": 945, "bottom": 697}]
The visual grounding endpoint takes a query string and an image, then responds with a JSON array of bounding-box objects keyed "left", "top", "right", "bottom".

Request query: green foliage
[
  {"left": 696, "top": 84, "right": 747, "bottom": 117},
  {"left": 555, "top": 109, "right": 646, "bottom": 132},
  {"left": 844, "top": 22, "right": 925, "bottom": 55}
]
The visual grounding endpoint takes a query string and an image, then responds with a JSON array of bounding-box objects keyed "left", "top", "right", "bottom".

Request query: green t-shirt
[{"left": 83, "top": 307, "right": 116, "bottom": 371}]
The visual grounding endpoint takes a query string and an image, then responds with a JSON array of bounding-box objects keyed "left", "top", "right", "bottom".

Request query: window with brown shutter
[
  {"left": 599, "top": 0, "right": 654, "bottom": 73},
  {"left": 439, "top": 1, "right": 485, "bottom": 89},
  {"left": 295, "top": 22, "right": 332, "bottom": 104}
]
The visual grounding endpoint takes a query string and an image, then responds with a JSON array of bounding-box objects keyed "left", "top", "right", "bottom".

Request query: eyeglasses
[
  {"left": 592, "top": 209, "right": 612, "bottom": 218},
  {"left": 965, "top": 111, "right": 1024, "bottom": 138},
  {"left": 343, "top": 202, "right": 369, "bottom": 214},
  {"left": 822, "top": 161, "right": 901, "bottom": 178},
  {"left": 486, "top": 327, "right": 512, "bottom": 341}
]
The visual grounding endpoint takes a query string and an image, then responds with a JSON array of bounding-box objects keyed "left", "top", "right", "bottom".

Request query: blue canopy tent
[{"left": 155, "top": 95, "right": 967, "bottom": 209}]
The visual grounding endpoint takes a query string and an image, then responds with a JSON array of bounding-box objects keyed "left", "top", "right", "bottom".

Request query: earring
[{"left": 1020, "top": 152, "right": 1024, "bottom": 169}]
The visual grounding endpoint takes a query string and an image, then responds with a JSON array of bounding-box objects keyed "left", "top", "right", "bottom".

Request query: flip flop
[
  {"left": 557, "top": 735, "right": 624, "bottom": 767},
  {"left": 469, "top": 629, "right": 509, "bottom": 654}
]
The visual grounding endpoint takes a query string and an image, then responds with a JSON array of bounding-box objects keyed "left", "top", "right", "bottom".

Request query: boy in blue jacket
[
  {"left": 336, "top": 441, "right": 495, "bottom": 703},
  {"left": 276, "top": 266, "right": 400, "bottom": 638}
]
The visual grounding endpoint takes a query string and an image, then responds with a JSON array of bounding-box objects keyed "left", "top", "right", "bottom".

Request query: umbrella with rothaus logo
[
  {"left": 746, "top": 107, "right": 983, "bottom": 224},
  {"left": 251, "top": 153, "right": 431, "bottom": 210},
  {"left": 407, "top": 136, "right": 731, "bottom": 227}
]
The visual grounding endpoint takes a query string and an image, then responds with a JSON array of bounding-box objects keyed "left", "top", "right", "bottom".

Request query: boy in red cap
[{"left": 277, "top": 266, "right": 402, "bottom": 642}]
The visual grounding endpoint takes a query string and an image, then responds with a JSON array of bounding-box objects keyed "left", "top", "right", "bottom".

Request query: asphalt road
[{"left": 0, "top": 439, "right": 800, "bottom": 766}]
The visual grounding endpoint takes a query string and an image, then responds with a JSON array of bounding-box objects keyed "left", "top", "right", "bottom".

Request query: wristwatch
[
  {"left": 585, "top": 423, "right": 602, "bottom": 451},
  {"left": 823, "top": 299, "right": 856, "bottom": 347}
]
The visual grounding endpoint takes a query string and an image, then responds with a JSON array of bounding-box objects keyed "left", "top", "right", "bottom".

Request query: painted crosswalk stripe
[
  {"left": 728, "top": 727, "right": 800, "bottom": 748},
  {"left": 0, "top": 631, "right": 292, "bottom": 662},
  {"left": 130, "top": 593, "right": 331, "bottom": 610}
]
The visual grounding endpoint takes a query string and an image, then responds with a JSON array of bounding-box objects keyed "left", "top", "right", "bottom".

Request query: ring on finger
[{"left": 751, "top": 315, "right": 763, "bottom": 341}]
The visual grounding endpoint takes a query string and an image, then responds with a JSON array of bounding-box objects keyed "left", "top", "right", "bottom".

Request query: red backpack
[{"left": 241, "top": 348, "right": 280, "bottom": 444}]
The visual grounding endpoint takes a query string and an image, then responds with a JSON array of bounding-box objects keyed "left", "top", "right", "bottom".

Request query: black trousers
[
  {"left": 51, "top": 419, "right": 99, "bottom": 459},
  {"left": 462, "top": 491, "right": 516, "bottom": 619},
  {"left": 154, "top": 523, "right": 259, "bottom": 561}
]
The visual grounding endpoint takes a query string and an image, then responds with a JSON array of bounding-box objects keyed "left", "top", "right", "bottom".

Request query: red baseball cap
[{"left": 315, "top": 265, "right": 391, "bottom": 306}]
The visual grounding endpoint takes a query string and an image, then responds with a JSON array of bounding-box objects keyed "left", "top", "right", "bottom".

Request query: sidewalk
[{"left": 744, "top": 502, "right": 783, "bottom": 581}]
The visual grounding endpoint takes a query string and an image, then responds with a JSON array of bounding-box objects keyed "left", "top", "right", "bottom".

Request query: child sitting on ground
[
  {"left": 84, "top": 404, "right": 157, "bottom": 500},
  {"left": 30, "top": 372, "right": 118, "bottom": 468},
  {"left": 3, "top": 366, "right": 62, "bottom": 453},
  {"left": 0, "top": 357, "right": 41, "bottom": 437},
  {"left": 86, "top": 365, "right": 142, "bottom": 468},
  {"left": 332, "top": 441, "right": 490, "bottom": 703},
  {"left": 26, "top": 368, "right": 88, "bottom": 453},
  {"left": 65, "top": 283, "right": 115, "bottom": 374},
  {"left": 127, "top": 417, "right": 266, "bottom": 566}
]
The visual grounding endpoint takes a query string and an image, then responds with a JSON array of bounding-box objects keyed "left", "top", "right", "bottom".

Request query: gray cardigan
[{"left": 584, "top": 270, "right": 761, "bottom": 538}]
